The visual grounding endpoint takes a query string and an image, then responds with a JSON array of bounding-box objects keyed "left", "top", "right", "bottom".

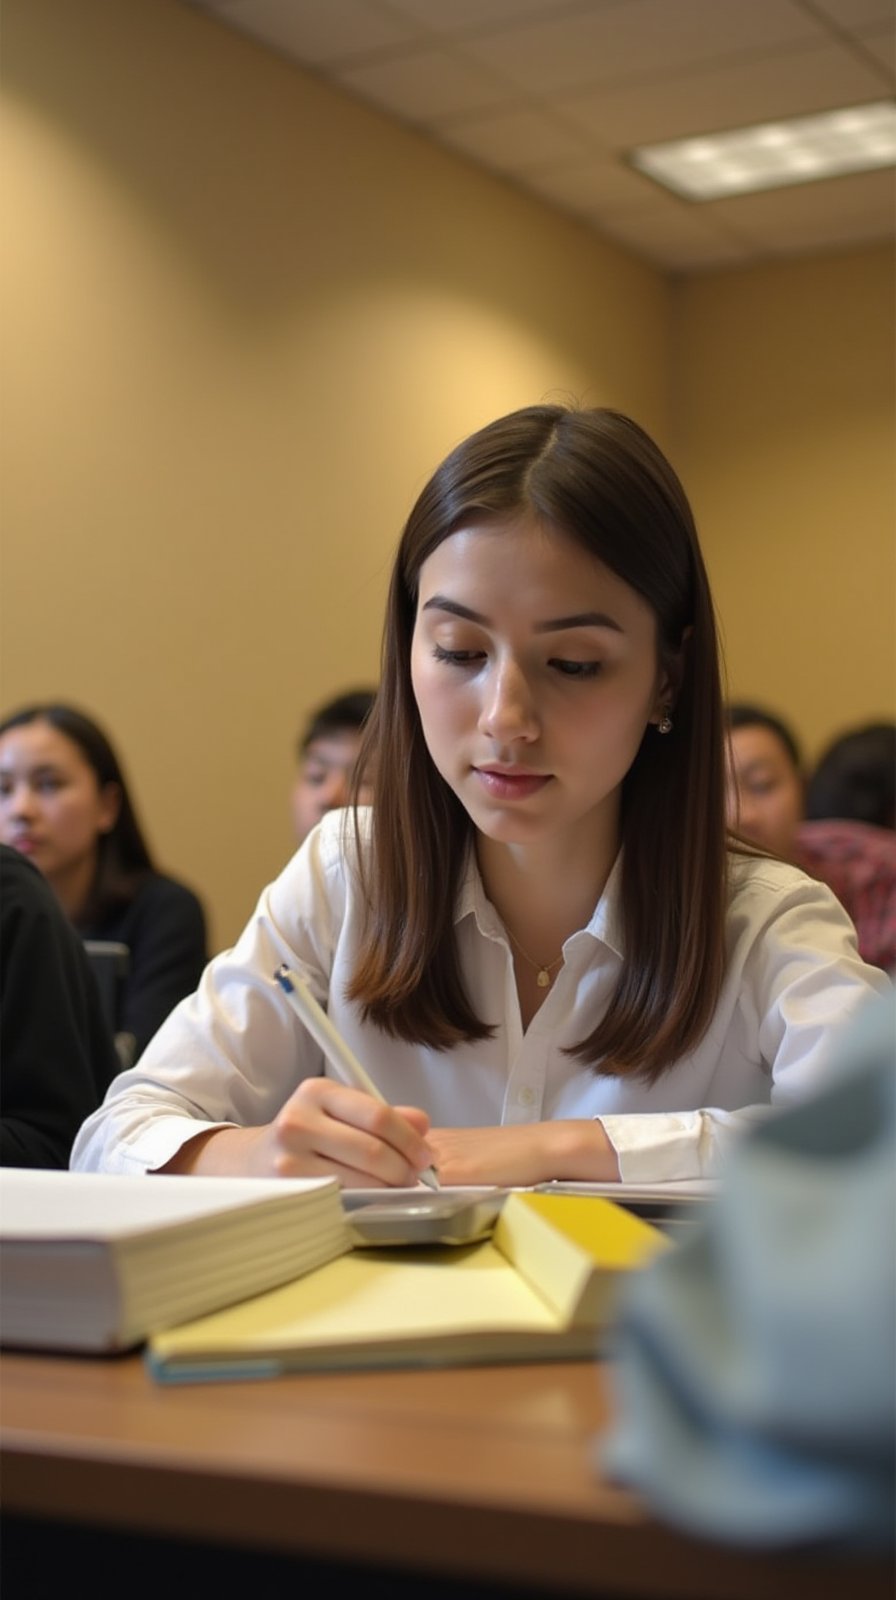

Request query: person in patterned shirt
[{"left": 726, "top": 704, "right": 896, "bottom": 973}]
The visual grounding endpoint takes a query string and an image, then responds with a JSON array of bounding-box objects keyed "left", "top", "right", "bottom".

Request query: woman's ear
[
  {"left": 651, "top": 626, "right": 692, "bottom": 725},
  {"left": 97, "top": 781, "right": 122, "bottom": 836}
]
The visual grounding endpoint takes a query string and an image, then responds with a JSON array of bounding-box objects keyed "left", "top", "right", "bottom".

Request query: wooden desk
[{"left": 1, "top": 1350, "right": 891, "bottom": 1599}]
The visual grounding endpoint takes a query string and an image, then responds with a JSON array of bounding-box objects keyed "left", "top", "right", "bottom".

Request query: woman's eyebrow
[
  {"left": 1, "top": 762, "right": 63, "bottom": 779},
  {"left": 420, "top": 596, "right": 624, "bottom": 633},
  {"left": 534, "top": 611, "right": 623, "bottom": 634},
  {"left": 421, "top": 596, "right": 487, "bottom": 623}
]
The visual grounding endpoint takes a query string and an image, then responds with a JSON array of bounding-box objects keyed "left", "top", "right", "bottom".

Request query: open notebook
[{"left": 147, "top": 1190, "right": 669, "bottom": 1383}]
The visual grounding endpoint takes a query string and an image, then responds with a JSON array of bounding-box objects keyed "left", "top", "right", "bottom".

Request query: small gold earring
[{"left": 658, "top": 710, "right": 673, "bottom": 734}]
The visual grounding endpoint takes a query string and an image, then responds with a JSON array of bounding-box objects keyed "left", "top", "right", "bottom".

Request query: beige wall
[
  {"left": 671, "top": 245, "right": 896, "bottom": 763},
  {"left": 1, "top": 0, "right": 893, "bottom": 949},
  {"left": 0, "top": 0, "right": 669, "bottom": 948}
]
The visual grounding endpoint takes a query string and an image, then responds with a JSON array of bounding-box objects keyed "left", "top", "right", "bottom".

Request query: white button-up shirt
[{"left": 71, "top": 810, "right": 890, "bottom": 1182}]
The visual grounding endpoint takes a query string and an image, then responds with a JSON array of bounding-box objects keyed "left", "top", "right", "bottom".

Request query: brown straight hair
[{"left": 347, "top": 405, "right": 728, "bottom": 1083}]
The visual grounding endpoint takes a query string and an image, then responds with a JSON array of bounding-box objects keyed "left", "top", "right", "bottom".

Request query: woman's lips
[
  {"left": 473, "top": 768, "right": 550, "bottom": 800},
  {"left": 10, "top": 835, "right": 39, "bottom": 854}
]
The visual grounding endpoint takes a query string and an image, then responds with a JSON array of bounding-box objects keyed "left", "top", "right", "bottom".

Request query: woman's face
[
  {"left": 725, "top": 723, "right": 804, "bottom": 857},
  {"left": 0, "top": 720, "right": 120, "bottom": 887},
  {"left": 410, "top": 513, "right": 673, "bottom": 861}
]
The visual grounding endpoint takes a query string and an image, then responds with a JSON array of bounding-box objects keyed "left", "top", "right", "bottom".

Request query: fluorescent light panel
[{"left": 630, "top": 100, "right": 896, "bottom": 201}]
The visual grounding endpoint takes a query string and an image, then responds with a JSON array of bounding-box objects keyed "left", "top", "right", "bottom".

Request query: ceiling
[{"left": 185, "top": 0, "right": 896, "bottom": 273}]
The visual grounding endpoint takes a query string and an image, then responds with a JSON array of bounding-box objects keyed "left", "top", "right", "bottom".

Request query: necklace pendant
[{"left": 536, "top": 968, "right": 551, "bottom": 988}]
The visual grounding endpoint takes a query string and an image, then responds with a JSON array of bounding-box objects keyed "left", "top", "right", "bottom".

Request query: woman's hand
[
  {"left": 159, "top": 1078, "right": 434, "bottom": 1188},
  {"left": 426, "top": 1119, "right": 620, "bottom": 1189}
]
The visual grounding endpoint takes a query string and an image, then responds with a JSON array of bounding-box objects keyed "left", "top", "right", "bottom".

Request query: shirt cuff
[
  {"left": 597, "top": 1110, "right": 720, "bottom": 1183},
  {"left": 118, "top": 1116, "right": 238, "bottom": 1175}
]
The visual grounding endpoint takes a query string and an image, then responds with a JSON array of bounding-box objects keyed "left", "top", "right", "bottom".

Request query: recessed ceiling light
[{"left": 629, "top": 100, "right": 896, "bottom": 201}]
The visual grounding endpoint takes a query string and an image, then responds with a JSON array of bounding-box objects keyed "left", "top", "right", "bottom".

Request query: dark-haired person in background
[
  {"left": 725, "top": 703, "right": 896, "bottom": 972},
  {"left": 291, "top": 687, "right": 377, "bottom": 844},
  {"left": 0, "top": 704, "right": 208, "bottom": 1064},
  {"left": 806, "top": 721, "right": 895, "bottom": 832},
  {"left": 1, "top": 844, "right": 121, "bottom": 1167}
]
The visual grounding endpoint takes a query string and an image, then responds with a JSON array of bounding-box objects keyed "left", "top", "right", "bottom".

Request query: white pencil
[{"left": 273, "top": 964, "right": 440, "bottom": 1191}]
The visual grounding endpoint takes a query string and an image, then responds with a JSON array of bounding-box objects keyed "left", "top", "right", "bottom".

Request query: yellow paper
[{"left": 148, "top": 1192, "right": 667, "bottom": 1380}]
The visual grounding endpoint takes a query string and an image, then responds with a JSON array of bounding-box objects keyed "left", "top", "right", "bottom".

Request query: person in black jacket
[
  {"left": 0, "top": 845, "right": 121, "bottom": 1167},
  {"left": 0, "top": 703, "right": 207, "bottom": 1064}
]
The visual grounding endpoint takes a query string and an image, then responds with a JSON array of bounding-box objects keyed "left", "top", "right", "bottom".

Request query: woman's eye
[
  {"left": 37, "top": 777, "right": 64, "bottom": 793},
  {"left": 550, "top": 659, "right": 602, "bottom": 679},
  {"left": 432, "top": 644, "right": 484, "bottom": 666}
]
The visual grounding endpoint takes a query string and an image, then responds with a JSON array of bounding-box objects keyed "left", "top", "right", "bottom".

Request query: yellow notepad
[{"left": 147, "top": 1191, "right": 668, "bottom": 1383}]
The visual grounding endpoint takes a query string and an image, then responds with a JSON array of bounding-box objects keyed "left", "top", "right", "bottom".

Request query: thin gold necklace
[{"left": 505, "top": 927, "right": 564, "bottom": 989}]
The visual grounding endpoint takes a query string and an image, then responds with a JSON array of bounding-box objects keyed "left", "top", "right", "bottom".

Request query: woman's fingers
[{"left": 271, "top": 1078, "right": 434, "bottom": 1187}]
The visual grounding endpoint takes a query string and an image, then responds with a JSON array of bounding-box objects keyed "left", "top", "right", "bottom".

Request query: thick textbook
[
  {"left": 0, "top": 1169, "right": 350, "bottom": 1354},
  {"left": 147, "top": 1190, "right": 668, "bottom": 1382}
]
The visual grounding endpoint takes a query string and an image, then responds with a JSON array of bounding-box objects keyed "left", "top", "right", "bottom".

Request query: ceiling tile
[
  {"left": 525, "top": 153, "right": 667, "bottom": 212},
  {"left": 555, "top": 43, "right": 890, "bottom": 148},
  {"left": 459, "top": 0, "right": 822, "bottom": 96},
  {"left": 436, "top": 108, "right": 589, "bottom": 173},
  {"left": 857, "top": 23, "right": 896, "bottom": 76},
  {"left": 196, "top": 0, "right": 419, "bottom": 63},
  {"left": 333, "top": 47, "right": 520, "bottom": 120},
  {"left": 708, "top": 167, "right": 896, "bottom": 252},
  {"left": 179, "top": 0, "right": 896, "bottom": 272},
  {"left": 594, "top": 207, "right": 753, "bottom": 272},
  {"left": 808, "top": 0, "right": 895, "bottom": 27},
  {"left": 381, "top": 0, "right": 580, "bottom": 31}
]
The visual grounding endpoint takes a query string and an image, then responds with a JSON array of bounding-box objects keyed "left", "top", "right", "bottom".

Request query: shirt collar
[{"left": 455, "top": 843, "right": 625, "bottom": 958}]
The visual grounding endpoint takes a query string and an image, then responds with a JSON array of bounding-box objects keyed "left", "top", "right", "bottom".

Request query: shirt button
[{"left": 518, "top": 1086, "right": 535, "bottom": 1107}]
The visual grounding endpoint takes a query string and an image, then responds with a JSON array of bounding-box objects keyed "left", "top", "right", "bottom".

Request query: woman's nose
[
  {"left": 4, "top": 782, "right": 36, "bottom": 819},
  {"left": 478, "top": 661, "right": 539, "bottom": 743},
  {"left": 320, "top": 771, "right": 350, "bottom": 813}
]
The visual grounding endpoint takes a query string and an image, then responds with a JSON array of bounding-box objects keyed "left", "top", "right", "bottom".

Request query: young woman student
[
  {"left": 0, "top": 704, "right": 208, "bottom": 1067},
  {"left": 71, "top": 406, "right": 888, "bottom": 1187}
]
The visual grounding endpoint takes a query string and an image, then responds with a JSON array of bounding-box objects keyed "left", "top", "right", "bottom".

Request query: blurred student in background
[
  {"left": 1, "top": 844, "right": 121, "bottom": 1167},
  {"left": 725, "top": 703, "right": 896, "bottom": 972},
  {"left": 806, "top": 721, "right": 895, "bottom": 832},
  {"left": 291, "top": 687, "right": 376, "bottom": 844},
  {"left": 0, "top": 704, "right": 208, "bottom": 1064}
]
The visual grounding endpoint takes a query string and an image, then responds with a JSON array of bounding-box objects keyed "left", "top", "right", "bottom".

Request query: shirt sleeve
[
  {"left": 599, "top": 869, "right": 891, "bottom": 1182},
  {"left": 70, "top": 832, "right": 344, "bottom": 1174}
]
